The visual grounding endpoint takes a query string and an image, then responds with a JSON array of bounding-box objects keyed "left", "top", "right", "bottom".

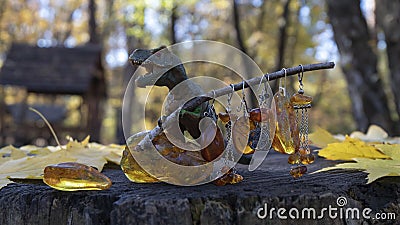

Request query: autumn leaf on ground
[
  {"left": 0, "top": 136, "right": 124, "bottom": 190},
  {"left": 315, "top": 143, "right": 400, "bottom": 184},
  {"left": 317, "top": 136, "right": 390, "bottom": 161},
  {"left": 309, "top": 127, "right": 340, "bottom": 148}
]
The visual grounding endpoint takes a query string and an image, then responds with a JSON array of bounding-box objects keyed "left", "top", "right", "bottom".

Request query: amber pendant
[
  {"left": 271, "top": 91, "right": 300, "bottom": 154},
  {"left": 232, "top": 116, "right": 252, "bottom": 154},
  {"left": 43, "top": 162, "right": 112, "bottom": 191}
]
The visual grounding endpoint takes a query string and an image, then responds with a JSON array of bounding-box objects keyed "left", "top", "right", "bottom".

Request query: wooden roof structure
[
  {"left": 0, "top": 43, "right": 107, "bottom": 145},
  {"left": 0, "top": 43, "right": 105, "bottom": 96}
]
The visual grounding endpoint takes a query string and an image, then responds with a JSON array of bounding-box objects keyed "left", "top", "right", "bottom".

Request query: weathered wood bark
[
  {"left": 1, "top": 152, "right": 399, "bottom": 225},
  {"left": 376, "top": 0, "right": 400, "bottom": 134},
  {"left": 327, "top": 0, "right": 395, "bottom": 134}
]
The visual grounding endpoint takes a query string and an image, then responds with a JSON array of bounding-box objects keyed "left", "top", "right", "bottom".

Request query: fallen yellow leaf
[
  {"left": 309, "top": 127, "right": 339, "bottom": 148},
  {"left": 0, "top": 136, "right": 124, "bottom": 190},
  {"left": 314, "top": 157, "right": 400, "bottom": 184},
  {"left": 318, "top": 136, "right": 390, "bottom": 161}
]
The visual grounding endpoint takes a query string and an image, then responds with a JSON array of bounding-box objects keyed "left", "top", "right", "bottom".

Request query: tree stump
[{"left": 0, "top": 152, "right": 399, "bottom": 225}]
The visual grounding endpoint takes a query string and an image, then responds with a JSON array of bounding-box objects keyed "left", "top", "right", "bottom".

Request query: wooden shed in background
[{"left": 0, "top": 43, "right": 106, "bottom": 146}]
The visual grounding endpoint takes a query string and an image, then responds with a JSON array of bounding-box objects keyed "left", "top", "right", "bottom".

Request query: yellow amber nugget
[
  {"left": 289, "top": 165, "right": 307, "bottom": 178},
  {"left": 232, "top": 116, "right": 251, "bottom": 154},
  {"left": 43, "top": 162, "right": 112, "bottom": 191},
  {"left": 272, "top": 91, "right": 300, "bottom": 155},
  {"left": 290, "top": 93, "right": 313, "bottom": 105},
  {"left": 287, "top": 153, "right": 301, "bottom": 164},
  {"left": 300, "top": 154, "right": 315, "bottom": 165}
]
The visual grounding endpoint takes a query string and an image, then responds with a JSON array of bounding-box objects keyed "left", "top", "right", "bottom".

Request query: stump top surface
[{"left": 1, "top": 151, "right": 399, "bottom": 225}]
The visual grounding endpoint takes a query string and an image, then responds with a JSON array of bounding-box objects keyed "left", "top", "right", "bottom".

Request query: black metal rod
[{"left": 183, "top": 62, "right": 335, "bottom": 111}]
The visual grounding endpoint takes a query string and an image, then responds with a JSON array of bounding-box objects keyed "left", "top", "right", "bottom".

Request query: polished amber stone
[
  {"left": 271, "top": 91, "right": 300, "bottom": 155},
  {"left": 287, "top": 153, "right": 301, "bottom": 164},
  {"left": 232, "top": 116, "right": 251, "bottom": 154},
  {"left": 214, "top": 168, "right": 243, "bottom": 186},
  {"left": 201, "top": 127, "right": 225, "bottom": 162},
  {"left": 300, "top": 154, "right": 315, "bottom": 165},
  {"left": 218, "top": 112, "right": 231, "bottom": 123},
  {"left": 298, "top": 147, "right": 310, "bottom": 156},
  {"left": 43, "top": 162, "right": 112, "bottom": 191},
  {"left": 289, "top": 165, "right": 307, "bottom": 178},
  {"left": 290, "top": 93, "right": 313, "bottom": 105},
  {"left": 249, "top": 108, "right": 272, "bottom": 122},
  {"left": 121, "top": 147, "right": 159, "bottom": 183}
]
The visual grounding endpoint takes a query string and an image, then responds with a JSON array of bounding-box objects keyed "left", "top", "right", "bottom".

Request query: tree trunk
[
  {"left": 232, "top": 0, "right": 257, "bottom": 108},
  {"left": 326, "top": 0, "right": 394, "bottom": 134},
  {"left": 170, "top": 2, "right": 178, "bottom": 45},
  {"left": 272, "top": 0, "right": 291, "bottom": 93},
  {"left": 376, "top": 0, "right": 400, "bottom": 134},
  {"left": 88, "top": 0, "right": 99, "bottom": 44}
]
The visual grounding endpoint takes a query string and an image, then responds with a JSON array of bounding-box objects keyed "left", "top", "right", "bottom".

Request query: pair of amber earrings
[
  {"left": 214, "top": 66, "right": 315, "bottom": 178},
  {"left": 272, "top": 66, "right": 315, "bottom": 178}
]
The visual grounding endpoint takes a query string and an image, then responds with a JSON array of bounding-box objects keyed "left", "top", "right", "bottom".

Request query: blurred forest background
[{"left": 0, "top": 0, "right": 399, "bottom": 145}]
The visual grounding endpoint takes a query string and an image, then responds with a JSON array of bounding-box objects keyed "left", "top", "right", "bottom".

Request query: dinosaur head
[{"left": 129, "top": 46, "right": 188, "bottom": 90}]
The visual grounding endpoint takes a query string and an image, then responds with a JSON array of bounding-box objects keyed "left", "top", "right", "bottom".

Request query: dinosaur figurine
[{"left": 121, "top": 46, "right": 243, "bottom": 185}]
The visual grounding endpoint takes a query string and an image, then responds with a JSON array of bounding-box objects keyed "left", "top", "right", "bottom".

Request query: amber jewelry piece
[
  {"left": 287, "top": 152, "right": 301, "bottom": 164},
  {"left": 121, "top": 147, "right": 159, "bottom": 183},
  {"left": 300, "top": 154, "right": 315, "bottom": 165},
  {"left": 43, "top": 162, "right": 112, "bottom": 191},
  {"left": 249, "top": 107, "right": 271, "bottom": 122},
  {"left": 271, "top": 89, "right": 300, "bottom": 155},
  {"left": 290, "top": 93, "right": 313, "bottom": 105},
  {"left": 218, "top": 112, "right": 230, "bottom": 123},
  {"left": 213, "top": 168, "right": 243, "bottom": 186},
  {"left": 289, "top": 165, "right": 307, "bottom": 178}
]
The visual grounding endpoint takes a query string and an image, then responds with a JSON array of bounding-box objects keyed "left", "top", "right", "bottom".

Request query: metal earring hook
[
  {"left": 280, "top": 68, "right": 287, "bottom": 96},
  {"left": 238, "top": 81, "right": 249, "bottom": 115},
  {"left": 257, "top": 75, "right": 265, "bottom": 92},
  {"left": 211, "top": 89, "right": 216, "bottom": 106},
  {"left": 227, "top": 84, "right": 235, "bottom": 113},
  {"left": 298, "top": 65, "right": 304, "bottom": 92}
]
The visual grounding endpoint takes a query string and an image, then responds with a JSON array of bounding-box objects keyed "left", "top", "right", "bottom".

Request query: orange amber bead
[
  {"left": 300, "top": 154, "right": 315, "bottom": 165},
  {"left": 289, "top": 165, "right": 307, "bottom": 178},
  {"left": 290, "top": 93, "right": 313, "bottom": 105},
  {"left": 218, "top": 112, "right": 231, "bottom": 123},
  {"left": 249, "top": 108, "right": 271, "bottom": 122},
  {"left": 298, "top": 147, "right": 311, "bottom": 156},
  {"left": 43, "top": 162, "right": 112, "bottom": 191},
  {"left": 288, "top": 153, "right": 301, "bottom": 164}
]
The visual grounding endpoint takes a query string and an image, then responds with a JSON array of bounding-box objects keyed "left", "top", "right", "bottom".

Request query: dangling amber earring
[
  {"left": 288, "top": 65, "right": 315, "bottom": 178},
  {"left": 271, "top": 68, "right": 300, "bottom": 155},
  {"left": 215, "top": 85, "right": 243, "bottom": 186}
]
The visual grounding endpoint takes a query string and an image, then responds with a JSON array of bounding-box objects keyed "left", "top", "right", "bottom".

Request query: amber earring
[{"left": 288, "top": 65, "right": 315, "bottom": 178}]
